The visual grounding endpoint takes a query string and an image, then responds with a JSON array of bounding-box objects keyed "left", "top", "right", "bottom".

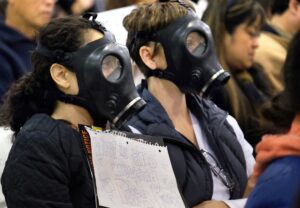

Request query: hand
[
  {"left": 193, "top": 200, "right": 230, "bottom": 208},
  {"left": 253, "top": 134, "right": 300, "bottom": 181}
]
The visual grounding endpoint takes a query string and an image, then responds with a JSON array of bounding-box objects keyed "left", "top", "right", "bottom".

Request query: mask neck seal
[
  {"left": 56, "top": 90, "right": 107, "bottom": 127},
  {"left": 113, "top": 97, "right": 146, "bottom": 128}
]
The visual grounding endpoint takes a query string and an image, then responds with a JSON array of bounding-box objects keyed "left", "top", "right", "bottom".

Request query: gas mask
[
  {"left": 37, "top": 14, "right": 145, "bottom": 127},
  {"left": 139, "top": 11, "right": 230, "bottom": 96}
]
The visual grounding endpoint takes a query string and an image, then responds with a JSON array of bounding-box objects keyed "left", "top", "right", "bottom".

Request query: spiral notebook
[{"left": 81, "top": 126, "right": 186, "bottom": 208}]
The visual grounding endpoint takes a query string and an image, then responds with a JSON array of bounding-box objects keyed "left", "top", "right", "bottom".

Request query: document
[{"left": 85, "top": 127, "right": 185, "bottom": 208}]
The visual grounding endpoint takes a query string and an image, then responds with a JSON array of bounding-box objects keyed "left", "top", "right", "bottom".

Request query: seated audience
[
  {"left": 0, "top": 0, "right": 56, "bottom": 104},
  {"left": 254, "top": 0, "right": 300, "bottom": 94},
  {"left": 246, "top": 29, "right": 300, "bottom": 208}
]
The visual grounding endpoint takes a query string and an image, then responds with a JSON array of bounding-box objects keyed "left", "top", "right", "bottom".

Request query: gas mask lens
[
  {"left": 101, "top": 55, "right": 122, "bottom": 81},
  {"left": 186, "top": 31, "right": 206, "bottom": 56}
]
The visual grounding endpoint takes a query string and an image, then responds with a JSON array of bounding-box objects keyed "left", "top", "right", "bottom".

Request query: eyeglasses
[{"left": 200, "top": 149, "right": 235, "bottom": 191}]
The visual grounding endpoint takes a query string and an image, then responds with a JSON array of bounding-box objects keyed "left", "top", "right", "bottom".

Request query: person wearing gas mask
[
  {"left": 0, "top": 14, "right": 145, "bottom": 208},
  {"left": 123, "top": 0, "right": 254, "bottom": 207}
]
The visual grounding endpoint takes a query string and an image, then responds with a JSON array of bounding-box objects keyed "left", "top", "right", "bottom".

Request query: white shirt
[
  {"left": 0, "top": 127, "right": 13, "bottom": 208},
  {"left": 128, "top": 112, "right": 255, "bottom": 208},
  {"left": 190, "top": 112, "right": 254, "bottom": 208}
]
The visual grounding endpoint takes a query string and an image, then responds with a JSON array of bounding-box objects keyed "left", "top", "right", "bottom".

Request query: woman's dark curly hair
[
  {"left": 262, "top": 29, "right": 300, "bottom": 133},
  {"left": 0, "top": 16, "right": 95, "bottom": 132}
]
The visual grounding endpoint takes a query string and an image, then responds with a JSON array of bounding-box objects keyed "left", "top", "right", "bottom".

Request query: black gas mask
[
  {"left": 139, "top": 11, "right": 230, "bottom": 96},
  {"left": 37, "top": 14, "right": 145, "bottom": 128}
]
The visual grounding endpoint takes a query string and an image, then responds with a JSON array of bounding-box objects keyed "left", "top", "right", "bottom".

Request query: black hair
[
  {"left": 56, "top": 0, "right": 74, "bottom": 14},
  {"left": 203, "top": 0, "right": 265, "bottom": 55},
  {"left": 0, "top": 16, "right": 95, "bottom": 132},
  {"left": 225, "top": 0, "right": 265, "bottom": 34},
  {"left": 0, "top": 0, "right": 7, "bottom": 16},
  {"left": 271, "top": 0, "right": 300, "bottom": 15},
  {"left": 262, "top": 29, "right": 300, "bottom": 133},
  {"left": 271, "top": 0, "right": 288, "bottom": 15}
]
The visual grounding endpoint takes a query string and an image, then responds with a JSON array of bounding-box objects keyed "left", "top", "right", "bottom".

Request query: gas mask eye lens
[
  {"left": 101, "top": 55, "right": 122, "bottom": 82},
  {"left": 186, "top": 31, "right": 206, "bottom": 56}
]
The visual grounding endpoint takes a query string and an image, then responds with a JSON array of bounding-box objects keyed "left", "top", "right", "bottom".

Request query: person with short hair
[
  {"left": 0, "top": 0, "right": 56, "bottom": 105},
  {"left": 123, "top": 0, "right": 254, "bottom": 207},
  {"left": 254, "top": 0, "right": 300, "bottom": 94}
]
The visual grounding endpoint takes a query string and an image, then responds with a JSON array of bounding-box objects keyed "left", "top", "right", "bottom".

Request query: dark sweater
[
  {"left": 1, "top": 114, "right": 96, "bottom": 208},
  {"left": 0, "top": 15, "right": 36, "bottom": 104}
]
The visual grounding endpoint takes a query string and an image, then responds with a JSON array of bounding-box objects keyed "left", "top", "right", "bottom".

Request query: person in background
[
  {"left": 0, "top": 14, "right": 145, "bottom": 208},
  {"left": 90, "top": 0, "right": 106, "bottom": 12},
  {"left": 255, "top": 0, "right": 274, "bottom": 20},
  {"left": 0, "top": 0, "right": 56, "bottom": 105},
  {"left": 105, "top": 0, "right": 154, "bottom": 11},
  {"left": 123, "top": 0, "right": 254, "bottom": 207},
  {"left": 254, "top": 0, "right": 300, "bottom": 94},
  {"left": 202, "top": 0, "right": 272, "bottom": 148},
  {"left": 54, "top": 0, "right": 95, "bottom": 17},
  {"left": 0, "top": 0, "right": 6, "bottom": 16},
  {"left": 245, "top": 29, "right": 300, "bottom": 208}
]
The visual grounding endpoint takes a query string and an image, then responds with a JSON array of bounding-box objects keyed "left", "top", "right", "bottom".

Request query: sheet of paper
[{"left": 86, "top": 127, "right": 185, "bottom": 208}]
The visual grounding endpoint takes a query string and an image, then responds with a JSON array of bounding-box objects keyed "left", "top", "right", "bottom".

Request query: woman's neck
[
  {"left": 147, "top": 77, "right": 197, "bottom": 146},
  {"left": 51, "top": 101, "right": 94, "bottom": 128},
  {"left": 148, "top": 77, "right": 188, "bottom": 118},
  {"left": 271, "top": 13, "right": 295, "bottom": 38}
]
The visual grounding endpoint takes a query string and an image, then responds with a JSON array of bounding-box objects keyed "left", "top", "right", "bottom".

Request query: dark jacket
[
  {"left": 246, "top": 156, "right": 300, "bottom": 208},
  {"left": 126, "top": 84, "right": 248, "bottom": 207},
  {"left": 1, "top": 114, "right": 96, "bottom": 208},
  {"left": 0, "top": 15, "right": 36, "bottom": 104}
]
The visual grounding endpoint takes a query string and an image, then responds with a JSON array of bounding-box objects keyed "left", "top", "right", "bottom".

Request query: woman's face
[
  {"left": 223, "top": 21, "right": 260, "bottom": 70},
  {"left": 9, "top": 0, "right": 56, "bottom": 31}
]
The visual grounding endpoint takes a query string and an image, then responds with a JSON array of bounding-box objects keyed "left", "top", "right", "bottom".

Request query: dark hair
[
  {"left": 262, "top": 29, "right": 300, "bottom": 133},
  {"left": 202, "top": 0, "right": 265, "bottom": 126},
  {"left": 0, "top": 16, "right": 95, "bottom": 132},
  {"left": 123, "top": 0, "right": 195, "bottom": 76},
  {"left": 0, "top": 0, "right": 7, "bottom": 16},
  {"left": 255, "top": 0, "right": 274, "bottom": 12},
  {"left": 56, "top": 0, "right": 74, "bottom": 14},
  {"left": 203, "top": 0, "right": 265, "bottom": 52},
  {"left": 271, "top": 0, "right": 289, "bottom": 15},
  {"left": 271, "top": 0, "right": 300, "bottom": 15}
]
